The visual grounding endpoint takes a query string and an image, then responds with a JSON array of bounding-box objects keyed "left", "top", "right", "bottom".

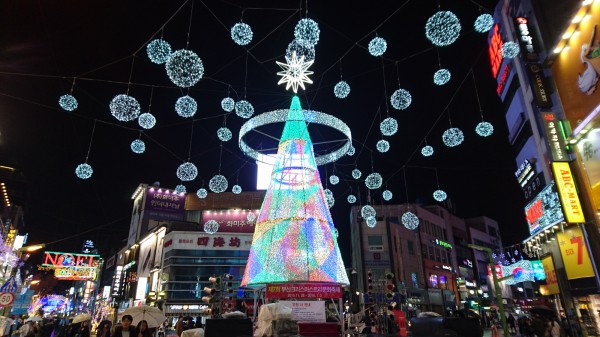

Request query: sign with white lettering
[
  {"left": 541, "top": 112, "right": 567, "bottom": 161},
  {"left": 162, "top": 231, "right": 253, "bottom": 253},
  {"left": 266, "top": 283, "right": 343, "bottom": 299},
  {"left": 552, "top": 162, "right": 585, "bottom": 223},
  {"left": 514, "top": 17, "right": 538, "bottom": 61},
  {"left": 279, "top": 301, "right": 326, "bottom": 323},
  {"left": 201, "top": 209, "right": 259, "bottom": 233},
  {"left": 524, "top": 182, "right": 564, "bottom": 235}
]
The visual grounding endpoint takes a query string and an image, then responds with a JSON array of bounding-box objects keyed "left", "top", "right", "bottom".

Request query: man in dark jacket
[{"left": 110, "top": 316, "right": 136, "bottom": 337}]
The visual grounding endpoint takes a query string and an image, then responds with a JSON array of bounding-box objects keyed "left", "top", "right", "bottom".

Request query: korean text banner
[{"left": 557, "top": 226, "right": 595, "bottom": 280}]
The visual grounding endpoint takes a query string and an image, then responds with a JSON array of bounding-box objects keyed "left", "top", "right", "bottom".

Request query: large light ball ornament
[
  {"left": 175, "top": 95, "right": 197, "bottom": 118},
  {"left": 209, "top": 174, "right": 228, "bottom": 193},
  {"left": 138, "top": 113, "right": 156, "bottom": 129},
  {"left": 425, "top": 11, "right": 462, "bottom": 47},
  {"left": 286, "top": 39, "right": 315, "bottom": 62},
  {"left": 361, "top": 205, "right": 376, "bottom": 219},
  {"left": 352, "top": 169, "right": 362, "bottom": 179},
  {"left": 59, "top": 94, "right": 78, "bottom": 111},
  {"left": 475, "top": 121, "right": 494, "bottom": 137},
  {"left": 324, "top": 189, "right": 335, "bottom": 208},
  {"left": 235, "top": 100, "right": 254, "bottom": 119},
  {"left": 334, "top": 81, "right": 350, "bottom": 99},
  {"left": 501, "top": 41, "right": 520, "bottom": 58},
  {"left": 247, "top": 212, "right": 256, "bottom": 222},
  {"left": 474, "top": 14, "right": 494, "bottom": 33},
  {"left": 204, "top": 220, "right": 219, "bottom": 234},
  {"left": 130, "top": 139, "right": 145, "bottom": 154},
  {"left": 165, "top": 49, "right": 204, "bottom": 88},
  {"left": 232, "top": 185, "right": 242, "bottom": 194},
  {"left": 421, "top": 145, "right": 434, "bottom": 157},
  {"left": 433, "top": 189, "right": 448, "bottom": 202},
  {"left": 442, "top": 127, "right": 465, "bottom": 147},
  {"left": 390, "top": 89, "right": 412, "bottom": 110},
  {"left": 110, "top": 94, "right": 141, "bottom": 122},
  {"left": 376, "top": 140, "right": 390, "bottom": 153},
  {"left": 380, "top": 117, "right": 398, "bottom": 136},
  {"left": 231, "top": 22, "right": 253, "bottom": 46},
  {"left": 347, "top": 194, "right": 357, "bottom": 204},
  {"left": 366, "top": 217, "right": 377, "bottom": 228},
  {"left": 433, "top": 69, "right": 451, "bottom": 85},
  {"left": 365, "top": 173, "right": 383, "bottom": 190},
  {"left": 368, "top": 37, "right": 387, "bottom": 56},
  {"left": 146, "top": 39, "right": 172, "bottom": 64},
  {"left": 402, "top": 211, "right": 419, "bottom": 230},
  {"left": 176, "top": 162, "right": 198, "bottom": 181},
  {"left": 329, "top": 175, "right": 340, "bottom": 185},
  {"left": 221, "top": 97, "right": 235, "bottom": 112},
  {"left": 175, "top": 184, "right": 186, "bottom": 194},
  {"left": 75, "top": 163, "right": 93, "bottom": 179},
  {"left": 294, "top": 18, "right": 320, "bottom": 46},
  {"left": 346, "top": 146, "right": 355, "bottom": 156},
  {"left": 383, "top": 190, "right": 393, "bottom": 201},
  {"left": 217, "top": 127, "right": 233, "bottom": 142},
  {"left": 196, "top": 188, "right": 208, "bottom": 199}
]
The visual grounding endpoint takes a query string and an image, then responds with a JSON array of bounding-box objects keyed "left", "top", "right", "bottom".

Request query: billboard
[
  {"left": 144, "top": 187, "right": 186, "bottom": 221},
  {"left": 541, "top": 255, "right": 560, "bottom": 295},
  {"left": 501, "top": 260, "right": 535, "bottom": 285},
  {"left": 137, "top": 234, "right": 158, "bottom": 278},
  {"left": 524, "top": 182, "right": 565, "bottom": 235},
  {"left": 42, "top": 251, "right": 100, "bottom": 281},
  {"left": 201, "top": 209, "right": 259, "bottom": 233},
  {"left": 557, "top": 225, "right": 595, "bottom": 280},
  {"left": 162, "top": 231, "right": 253, "bottom": 253},
  {"left": 551, "top": 162, "right": 585, "bottom": 223}
]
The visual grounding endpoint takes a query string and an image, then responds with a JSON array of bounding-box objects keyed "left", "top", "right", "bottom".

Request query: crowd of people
[{"left": 5, "top": 315, "right": 155, "bottom": 337}]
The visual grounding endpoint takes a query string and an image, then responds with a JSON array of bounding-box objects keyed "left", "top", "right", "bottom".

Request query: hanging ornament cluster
[
  {"left": 146, "top": 39, "right": 172, "bottom": 64},
  {"left": 376, "top": 140, "right": 390, "bottom": 153},
  {"left": 402, "top": 211, "right": 419, "bottom": 230},
  {"left": 433, "top": 69, "right": 451, "bottom": 85},
  {"left": 221, "top": 97, "right": 235, "bottom": 112},
  {"left": 368, "top": 37, "right": 387, "bottom": 56},
  {"left": 361, "top": 205, "right": 376, "bottom": 219},
  {"left": 217, "top": 127, "right": 233, "bottom": 142},
  {"left": 366, "top": 217, "right": 377, "bottom": 228},
  {"left": 380, "top": 117, "right": 398, "bottom": 136},
  {"left": 175, "top": 95, "right": 197, "bottom": 118},
  {"left": 165, "top": 49, "right": 204, "bottom": 88},
  {"left": 421, "top": 145, "right": 434, "bottom": 157},
  {"left": 209, "top": 174, "right": 228, "bottom": 193},
  {"left": 442, "top": 127, "right": 464, "bottom": 147},
  {"left": 382, "top": 190, "right": 393, "bottom": 201},
  {"left": 501, "top": 41, "right": 520, "bottom": 58},
  {"left": 425, "top": 11, "right": 462, "bottom": 47},
  {"left": 110, "top": 94, "right": 141, "bottom": 122},
  {"left": 334, "top": 80, "right": 350, "bottom": 99},
  {"left": 247, "top": 212, "right": 256, "bottom": 222},
  {"left": 235, "top": 100, "right": 254, "bottom": 119},
  {"left": 474, "top": 14, "right": 494, "bottom": 33},
  {"left": 365, "top": 173, "right": 383, "bottom": 190},
  {"left": 294, "top": 18, "right": 320, "bottom": 46},
  {"left": 130, "top": 139, "right": 145, "bottom": 154},
  {"left": 138, "top": 113, "right": 156, "bottom": 129},
  {"left": 433, "top": 189, "right": 447, "bottom": 202},
  {"left": 390, "top": 88, "right": 412, "bottom": 110},
  {"left": 196, "top": 188, "right": 208, "bottom": 199},
  {"left": 177, "top": 162, "right": 198, "bottom": 181},
  {"left": 352, "top": 169, "right": 362, "bottom": 179},
  {"left": 231, "top": 22, "right": 253, "bottom": 46},
  {"left": 175, "top": 184, "right": 186, "bottom": 194},
  {"left": 476, "top": 121, "right": 494, "bottom": 137},
  {"left": 346, "top": 146, "right": 356, "bottom": 156},
  {"left": 204, "top": 219, "right": 219, "bottom": 234},
  {"left": 286, "top": 39, "right": 316, "bottom": 62},
  {"left": 75, "top": 163, "right": 93, "bottom": 179},
  {"left": 347, "top": 194, "right": 357, "bottom": 204},
  {"left": 59, "top": 94, "right": 78, "bottom": 111},
  {"left": 329, "top": 175, "right": 340, "bottom": 185},
  {"left": 324, "top": 189, "right": 335, "bottom": 208},
  {"left": 232, "top": 185, "right": 242, "bottom": 194}
]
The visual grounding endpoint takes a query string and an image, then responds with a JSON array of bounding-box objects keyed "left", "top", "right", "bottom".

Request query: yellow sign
[
  {"left": 557, "top": 226, "right": 595, "bottom": 280},
  {"left": 541, "top": 256, "right": 560, "bottom": 295},
  {"left": 552, "top": 162, "right": 585, "bottom": 223}
]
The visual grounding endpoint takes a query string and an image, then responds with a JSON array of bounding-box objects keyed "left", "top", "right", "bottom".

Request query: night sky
[{"left": 0, "top": 0, "right": 528, "bottom": 263}]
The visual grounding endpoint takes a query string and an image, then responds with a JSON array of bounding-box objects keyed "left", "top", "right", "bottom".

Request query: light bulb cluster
[
  {"left": 402, "top": 211, "right": 419, "bottom": 230},
  {"left": 382, "top": 190, "right": 393, "bottom": 201},
  {"left": 347, "top": 195, "right": 357, "bottom": 204},
  {"left": 433, "top": 189, "right": 448, "bottom": 202},
  {"left": 209, "top": 174, "right": 228, "bottom": 193},
  {"left": 232, "top": 185, "right": 242, "bottom": 194},
  {"left": 217, "top": 127, "right": 233, "bottom": 142},
  {"left": 433, "top": 69, "right": 451, "bottom": 85},
  {"left": 324, "top": 189, "right": 335, "bottom": 208},
  {"left": 165, "top": 49, "right": 204, "bottom": 88},
  {"left": 442, "top": 127, "right": 464, "bottom": 147},
  {"left": 146, "top": 39, "right": 172, "bottom": 64},
  {"left": 204, "top": 219, "right": 220, "bottom": 234},
  {"left": 376, "top": 140, "right": 390, "bottom": 153},
  {"left": 196, "top": 188, "right": 208, "bottom": 199},
  {"left": 334, "top": 80, "right": 350, "bottom": 99},
  {"left": 231, "top": 22, "right": 253, "bottom": 46},
  {"left": 110, "top": 94, "right": 141, "bottom": 122},
  {"left": 421, "top": 145, "right": 434, "bottom": 157},
  {"left": 175, "top": 184, "right": 187, "bottom": 194},
  {"left": 286, "top": 39, "right": 315, "bottom": 62},
  {"left": 235, "top": 100, "right": 254, "bottom": 119},
  {"left": 361, "top": 205, "right": 376, "bottom": 219},
  {"left": 475, "top": 121, "right": 494, "bottom": 137},
  {"left": 221, "top": 97, "right": 235, "bottom": 112},
  {"left": 59, "top": 94, "right": 78, "bottom": 111},
  {"left": 474, "top": 14, "right": 494, "bottom": 33},
  {"left": 138, "top": 113, "right": 156, "bottom": 129},
  {"left": 131, "top": 139, "right": 146, "bottom": 154},
  {"left": 75, "top": 163, "right": 93, "bottom": 179},
  {"left": 329, "top": 175, "right": 339, "bottom": 185},
  {"left": 425, "top": 11, "right": 462, "bottom": 47},
  {"left": 368, "top": 37, "right": 387, "bottom": 56},
  {"left": 366, "top": 217, "right": 377, "bottom": 228},
  {"left": 294, "top": 18, "right": 320, "bottom": 46},
  {"left": 501, "top": 41, "right": 520, "bottom": 58},
  {"left": 390, "top": 88, "right": 412, "bottom": 110},
  {"left": 352, "top": 169, "right": 362, "bottom": 179},
  {"left": 346, "top": 146, "right": 355, "bottom": 156},
  {"left": 175, "top": 95, "right": 197, "bottom": 118},
  {"left": 177, "top": 162, "right": 198, "bottom": 181},
  {"left": 380, "top": 117, "right": 398, "bottom": 136},
  {"left": 365, "top": 172, "right": 383, "bottom": 190}
]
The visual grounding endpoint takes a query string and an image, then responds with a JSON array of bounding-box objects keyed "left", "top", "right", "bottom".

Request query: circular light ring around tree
[
  {"left": 138, "top": 113, "right": 156, "bottom": 129},
  {"left": 196, "top": 188, "right": 208, "bottom": 199},
  {"left": 380, "top": 117, "right": 398, "bottom": 136},
  {"left": 175, "top": 184, "right": 187, "bottom": 194},
  {"left": 217, "top": 127, "right": 233, "bottom": 142},
  {"left": 175, "top": 95, "right": 197, "bottom": 118},
  {"left": 130, "top": 139, "right": 145, "bottom": 154},
  {"left": 176, "top": 162, "right": 198, "bottom": 181},
  {"left": 347, "top": 194, "right": 357, "bottom": 204},
  {"left": 376, "top": 140, "right": 390, "bottom": 153},
  {"left": 232, "top": 185, "right": 242, "bottom": 194},
  {"left": 59, "top": 94, "right": 78, "bottom": 111},
  {"left": 433, "top": 189, "right": 448, "bottom": 202},
  {"left": 286, "top": 39, "right": 315, "bottom": 62},
  {"left": 75, "top": 163, "right": 93, "bottom": 179},
  {"left": 239, "top": 109, "right": 352, "bottom": 166},
  {"left": 390, "top": 88, "right": 412, "bottom": 110},
  {"left": 221, "top": 97, "right": 235, "bottom": 112},
  {"left": 146, "top": 39, "right": 172, "bottom": 64},
  {"left": 425, "top": 11, "right": 462, "bottom": 47},
  {"left": 474, "top": 14, "right": 494, "bottom": 33},
  {"left": 476, "top": 121, "right": 494, "bottom": 137},
  {"left": 368, "top": 37, "right": 387, "bottom": 56},
  {"left": 209, "top": 174, "right": 228, "bottom": 193},
  {"left": 347, "top": 146, "right": 355, "bottom": 156},
  {"left": 433, "top": 69, "right": 451, "bottom": 85},
  {"left": 204, "top": 219, "right": 219, "bottom": 234},
  {"left": 294, "top": 18, "right": 320, "bottom": 46},
  {"left": 365, "top": 172, "right": 383, "bottom": 190},
  {"left": 329, "top": 175, "right": 340, "bottom": 185},
  {"left": 442, "top": 127, "right": 465, "bottom": 147},
  {"left": 383, "top": 190, "right": 393, "bottom": 201},
  {"left": 366, "top": 217, "right": 377, "bottom": 228},
  {"left": 110, "top": 94, "right": 141, "bottom": 122},
  {"left": 231, "top": 22, "right": 253, "bottom": 46},
  {"left": 361, "top": 205, "right": 376, "bottom": 219},
  {"left": 501, "top": 41, "right": 520, "bottom": 58},
  {"left": 352, "top": 169, "right": 362, "bottom": 179},
  {"left": 334, "top": 81, "right": 350, "bottom": 99},
  {"left": 165, "top": 49, "right": 204, "bottom": 88},
  {"left": 421, "top": 145, "right": 434, "bottom": 157},
  {"left": 324, "top": 189, "right": 335, "bottom": 208},
  {"left": 235, "top": 100, "right": 254, "bottom": 119},
  {"left": 247, "top": 212, "right": 256, "bottom": 222},
  {"left": 402, "top": 211, "right": 419, "bottom": 230}
]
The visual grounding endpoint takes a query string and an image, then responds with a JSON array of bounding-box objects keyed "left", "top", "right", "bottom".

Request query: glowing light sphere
[
  {"left": 286, "top": 39, "right": 315, "bottom": 62},
  {"left": 232, "top": 185, "right": 242, "bottom": 194},
  {"left": 196, "top": 188, "right": 208, "bottom": 199},
  {"left": 425, "top": 11, "right": 462, "bottom": 47},
  {"left": 501, "top": 41, "right": 520, "bottom": 58},
  {"left": 175, "top": 184, "right": 186, "bottom": 194},
  {"left": 235, "top": 100, "right": 254, "bottom": 119},
  {"left": 433, "top": 189, "right": 448, "bottom": 202},
  {"left": 366, "top": 217, "right": 377, "bottom": 228},
  {"left": 433, "top": 69, "right": 451, "bottom": 85},
  {"left": 209, "top": 174, "right": 228, "bottom": 193},
  {"left": 110, "top": 94, "right": 141, "bottom": 122},
  {"left": 383, "top": 190, "right": 393, "bottom": 201},
  {"left": 368, "top": 37, "right": 387, "bottom": 56},
  {"left": 59, "top": 94, "right": 78, "bottom": 111},
  {"left": 165, "top": 49, "right": 204, "bottom": 88},
  {"left": 247, "top": 212, "right": 256, "bottom": 222},
  {"left": 476, "top": 121, "right": 494, "bottom": 137},
  {"left": 421, "top": 145, "right": 434, "bottom": 157},
  {"left": 334, "top": 81, "right": 350, "bottom": 99},
  {"left": 176, "top": 162, "right": 198, "bottom": 181},
  {"left": 175, "top": 95, "right": 197, "bottom": 118},
  {"left": 365, "top": 173, "right": 383, "bottom": 190},
  {"left": 474, "top": 14, "right": 494, "bottom": 33},
  {"left": 347, "top": 146, "right": 355, "bottom": 156},
  {"left": 442, "top": 127, "right": 464, "bottom": 147},
  {"left": 75, "top": 163, "right": 93, "bottom": 179},
  {"left": 377, "top": 140, "right": 390, "bottom": 153},
  {"left": 352, "top": 169, "right": 362, "bottom": 179},
  {"left": 390, "top": 88, "right": 412, "bottom": 110},
  {"left": 380, "top": 117, "right": 398, "bottom": 136},
  {"left": 324, "top": 189, "right": 335, "bottom": 208},
  {"left": 402, "top": 211, "right": 419, "bottom": 230},
  {"left": 221, "top": 97, "right": 235, "bottom": 112},
  {"left": 347, "top": 194, "right": 357, "bottom": 204},
  {"left": 329, "top": 175, "right": 340, "bottom": 185},
  {"left": 217, "top": 127, "right": 233, "bottom": 142},
  {"left": 361, "top": 205, "right": 376, "bottom": 219},
  {"left": 231, "top": 22, "right": 253, "bottom": 46},
  {"left": 138, "top": 113, "right": 156, "bottom": 129},
  {"left": 130, "top": 139, "right": 145, "bottom": 154},
  {"left": 204, "top": 219, "right": 219, "bottom": 234},
  {"left": 146, "top": 39, "right": 172, "bottom": 64},
  {"left": 294, "top": 18, "right": 320, "bottom": 46}
]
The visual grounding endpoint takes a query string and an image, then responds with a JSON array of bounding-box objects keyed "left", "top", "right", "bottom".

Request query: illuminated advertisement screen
[
  {"left": 502, "top": 260, "right": 535, "bottom": 285},
  {"left": 531, "top": 260, "right": 546, "bottom": 281},
  {"left": 42, "top": 251, "right": 100, "bottom": 281},
  {"left": 524, "top": 182, "right": 564, "bottom": 235}
]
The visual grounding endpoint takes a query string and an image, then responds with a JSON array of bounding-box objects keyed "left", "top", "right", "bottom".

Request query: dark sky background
[{"left": 0, "top": 0, "right": 529, "bottom": 264}]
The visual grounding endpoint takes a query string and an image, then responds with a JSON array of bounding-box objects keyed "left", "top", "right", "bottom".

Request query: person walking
[
  {"left": 549, "top": 318, "right": 561, "bottom": 337},
  {"left": 507, "top": 313, "right": 517, "bottom": 334},
  {"left": 135, "top": 321, "right": 151, "bottom": 337},
  {"left": 110, "top": 316, "right": 135, "bottom": 337}
]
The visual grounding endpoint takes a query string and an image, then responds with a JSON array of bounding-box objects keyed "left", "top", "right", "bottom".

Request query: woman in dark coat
[{"left": 135, "top": 321, "right": 151, "bottom": 337}]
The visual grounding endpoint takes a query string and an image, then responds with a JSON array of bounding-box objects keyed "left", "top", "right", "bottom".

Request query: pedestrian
[
  {"left": 135, "top": 321, "right": 151, "bottom": 337},
  {"left": 507, "top": 313, "right": 517, "bottom": 334},
  {"left": 96, "top": 322, "right": 111, "bottom": 337},
  {"left": 549, "top": 318, "right": 561, "bottom": 337},
  {"left": 110, "top": 316, "right": 135, "bottom": 337}
]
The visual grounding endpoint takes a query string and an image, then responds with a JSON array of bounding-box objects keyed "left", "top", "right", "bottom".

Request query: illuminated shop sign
[
  {"left": 201, "top": 209, "right": 259, "bottom": 233},
  {"left": 524, "top": 182, "right": 564, "bottom": 235},
  {"left": 515, "top": 159, "right": 534, "bottom": 186},
  {"left": 514, "top": 17, "right": 538, "bottom": 61},
  {"left": 112, "top": 266, "right": 123, "bottom": 297},
  {"left": 144, "top": 187, "right": 185, "bottom": 221},
  {"left": 531, "top": 260, "right": 546, "bottom": 281},
  {"left": 527, "top": 64, "right": 552, "bottom": 108},
  {"left": 488, "top": 24, "right": 503, "bottom": 78},
  {"left": 557, "top": 226, "right": 595, "bottom": 280},
  {"left": 502, "top": 260, "right": 535, "bottom": 285},
  {"left": 496, "top": 64, "right": 511, "bottom": 96},
  {"left": 541, "top": 112, "right": 567, "bottom": 161},
  {"left": 551, "top": 162, "right": 585, "bottom": 223},
  {"left": 463, "top": 259, "right": 473, "bottom": 268},
  {"left": 42, "top": 251, "right": 100, "bottom": 281},
  {"left": 433, "top": 239, "right": 452, "bottom": 249}
]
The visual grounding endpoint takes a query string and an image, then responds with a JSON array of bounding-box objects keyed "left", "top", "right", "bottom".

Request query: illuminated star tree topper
[{"left": 276, "top": 51, "right": 314, "bottom": 93}]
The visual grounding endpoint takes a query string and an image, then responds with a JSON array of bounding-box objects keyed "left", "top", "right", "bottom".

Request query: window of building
[
  {"left": 428, "top": 246, "right": 435, "bottom": 260},
  {"left": 439, "top": 275, "right": 447, "bottom": 289},
  {"left": 435, "top": 247, "right": 441, "bottom": 262},
  {"left": 368, "top": 235, "right": 383, "bottom": 246},
  {"left": 429, "top": 274, "right": 438, "bottom": 288},
  {"left": 441, "top": 249, "right": 447, "bottom": 263},
  {"left": 488, "top": 226, "right": 498, "bottom": 238},
  {"left": 411, "top": 272, "right": 419, "bottom": 288},
  {"left": 407, "top": 240, "right": 415, "bottom": 255}
]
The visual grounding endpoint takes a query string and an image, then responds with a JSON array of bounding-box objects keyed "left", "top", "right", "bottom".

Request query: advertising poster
[
  {"left": 557, "top": 225, "right": 595, "bottom": 280},
  {"left": 201, "top": 210, "right": 259, "bottom": 233},
  {"left": 541, "top": 255, "right": 560, "bottom": 295},
  {"left": 137, "top": 234, "right": 158, "bottom": 278},
  {"left": 279, "top": 301, "right": 326, "bottom": 322}
]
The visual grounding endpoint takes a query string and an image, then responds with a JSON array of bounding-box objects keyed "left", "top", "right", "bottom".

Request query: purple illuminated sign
[
  {"left": 201, "top": 210, "right": 259, "bottom": 233},
  {"left": 144, "top": 188, "right": 185, "bottom": 221}
]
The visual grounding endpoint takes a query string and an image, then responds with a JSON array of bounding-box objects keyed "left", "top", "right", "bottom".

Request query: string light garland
[
  {"left": 235, "top": 100, "right": 254, "bottom": 119},
  {"left": 366, "top": 217, "right": 377, "bottom": 228},
  {"left": 380, "top": 117, "right": 398, "bottom": 136},
  {"left": 365, "top": 173, "right": 383, "bottom": 190},
  {"left": 110, "top": 94, "right": 141, "bottom": 122},
  {"left": 334, "top": 80, "right": 350, "bottom": 99},
  {"left": 217, "top": 127, "right": 233, "bottom": 142},
  {"left": 286, "top": 39, "right": 315, "bottom": 62},
  {"left": 352, "top": 169, "right": 362, "bottom": 179},
  {"left": 75, "top": 163, "right": 93, "bottom": 180},
  {"left": 376, "top": 140, "right": 390, "bottom": 153},
  {"left": 347, "top": 195, "right": 357, "bottom": 204},
  {"left": 433, "top": 69, "right": 451, "bottom": 85},
  {"left": 221, "top": 97, "right": 235, "bottom": 112},
  {"left": 329, "top": 175, "right": 339, "bottom": 185},
  {"left": 474, "top": 14, "right": 494, "bottom": 33},
  {"left": 501, "top": 41, "right": 520, "bottom": 58},
  {"left": 165, "top": 49, "right": 204, "bottom": 88},
  {"left": 130, "top": 139, "right": 145, "bottom": 154},
  {"left": 204, "top": 219, "right": 219, "bottom": 234},
  {"left": 138, "top": 113, "right": 156, "bottom": 129},
  {"left": 209, "top": 174, "right": 228, "bottom": 193},
  {"left": 232, "top": 185, "right": 242, "bottom": 194},
  {"left": 442, "top": 127, "right": 464, "bottom": 147},
  {"left": 294, "top": 18, "right": 320, "bottom": 46},
  {"left": 421, "top": 145, "right": 434, "bottom": 157},
  {"left": 175, "top": 95, "right": 197, "bottom": 118},
  {"left": 390, "top": 88, "right": 412, "bottom": 110},
  {"left": 196, "top": 188, "right": 208, "bottom": 199},
  {"left": 368, "top": 37, "right": 387, "bottom": 56},
  {"left": 59, "top": 94, "right": 78, "bottom": 111},
  {"left": 324, "top": 189, "right": 335, "bottom": 208},
  {"left": 146, "top": 39, "right": 172, "bottom": 64},
  {"left": 476, "top": 121, "right": 494, "bottom": 137},
  {"left": 433, "top": 189, "right": 448, "bottom": 202},
  {"left": 347, "top": 146, "right": 355, "bottom": 156},
  {"left": 383, "top": 190, "right": 393, "bottom": 201},
  {"left": 175, "top": 184, "right": 187, "bottom": 194},
  {"left": 425, "top": 11, "right": 461, "bottom": 47},
  {"left": 231, "top": 22, "right": 253, "bottom": 46},
  {"left": 361, "top": 205, "right": 376, "bottom": 219},
  {"left": 176, "top": 162, "right": 198, "bottom": 181},
  {"left": 402, "top": 211, "right": 419, "bottom": 230}
]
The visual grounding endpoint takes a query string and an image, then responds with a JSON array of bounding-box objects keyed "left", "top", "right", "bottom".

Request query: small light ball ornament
[
  {"left": 235, "top": 100, "right": 254, "bottom": 119},
  {"left": 383, "top": 190, "right": 393, "bottom": 201},
  {"left": 75, "top": 163, "right": 93, "bottom": 179},
  {"left": 366, "top": 217, "right": 377, "bottom": 228},
  {"left": 380, "top": 117, "right": 398, "bottom": 136},
  {"left": 376, "top": 140, "right": 390, "bottom": 153},
  {"left": 421, "top": 145, "right": 434, "bottom": 157},
  {"left": 365, "top": 173, "right": 383, "bottom": 190},
  {"left": 165, "top": 49, "right": 204, "bottom": 88},
  {"left": 177, "top": 162, "right": 198, "bottom": 181},
  {"left": 59, "top": 94, "right": 78, "bottom": 111},
  {"left": 146, "top": 39, "right": 172, "bottom": 64},
  {"left": 433, "top": 69, "right": 451, "bottom": 85},
  {"left": 329, "top": 175, "right": 340, "bottom": 185},
  {"left": 232, "top": 185, "right": 242, "bottom": 194},
  {"left": 475, "top": 121, "right": 494, "bottom": 137},
  {"left": 286, "top": 39, "right": 315, "bottom": 62},
  {"left": 130, "top": 139, "right": 145, "bottom": 154},
  {"left": 346, "top": 146, "right": 355, "bottom": 156},
  {"left": 204, "top": 220, "right": 219, "bottom": 234},
  {"left": 324, "top": 189, "right": 335, "bottom": 208},
  {"left": 196, "top": 188, "right": 208, "bottom": 199},
  {"left": 231, "top": 22, "right": 253, "bottom": 46},
  {"left": 402, "top": 211, "right": 419, "bottom": 230},
  {"left": 442, "top": 127, "right": 465, "bottom": 147},
  {"left": 352, "top": 169, "right": 362, "bottom": 179},
  {"left": 217, "top": 127, "right": 233, "bottom": 142},
  {"left": 175, "top": 184, "right": 186, "bottom": 194},
  {"left": 361, "top": 205, "right": 376, "bottom": 219},
  {"left": 433, "top": 189, "right": 448, "bottom": 202},
  {"left": 175, "top": 96, "right": 197, "bottom": 118},
  {"left": 294, "top": 18, "right": 320, "bottom": 46},
  {"left": 110, "top": 94, "right": 141, "bottom": 122},
  {"left": 425, "top": 11, "right": 462, "bottom": 47},
  {"left": 221, "top": 97, "right": 235, "bottom": 112},
  {"left": 138, "top": 113, "right": 156, "bottom": 129},
  {"left": 209, "top": 174, "right": 228, "bottom": 193},
  {"left": 334, "top": 81, "right": 350, "bottom": 99},
  {"left": 474, "top": 14, "right": 494, "bottom": 33},
  {"left": 501, "top": 41, "right": 520, "bottom": 58},
  {"left": 247, "top": 212, "right": 256, "bottom": 222},
  {"left": 368, "top": 37, "right": 387, "bottom": 56},
  {"left": 347, "top": 194, "right": 357, "bottom": 204},
  {"left": 390, "top": 88, "right": 412, "bottom": 110}
]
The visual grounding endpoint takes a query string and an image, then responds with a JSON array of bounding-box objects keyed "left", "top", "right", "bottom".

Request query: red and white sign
[
  {"left": 162, "top": 232, "right": 253, "bottom": 253},
  {"left": 266, "top": 283, "right": 343, "bottom": 299},
  {"left": 201, "top": 210, "right": 259, "bottom": 233},
  {"left": 0, "top": 292, "right": 15, "bottom": 306}
]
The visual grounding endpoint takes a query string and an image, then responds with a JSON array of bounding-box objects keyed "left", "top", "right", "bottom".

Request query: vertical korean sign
[
  {"left": 542, "top": 112, "right": 567, "bottom": 162},
  {"left": 551, "top": 162, "right": 585, "bottom": 223},
  {"left": 541, "top": 256, "right": 559, "bottom": 295},
  {"left": 556, "top": 226, "right": 595, "bottom": 280}
]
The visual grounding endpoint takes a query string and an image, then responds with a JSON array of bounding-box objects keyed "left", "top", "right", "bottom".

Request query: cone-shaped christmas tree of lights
[{"left": 241, "top": 96, "right": 349, "bottom": 286}]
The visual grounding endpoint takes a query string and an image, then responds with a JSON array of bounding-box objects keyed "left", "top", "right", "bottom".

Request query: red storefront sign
[{"left": 265, "top": 283, "right": 343, "bottom": 299}]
